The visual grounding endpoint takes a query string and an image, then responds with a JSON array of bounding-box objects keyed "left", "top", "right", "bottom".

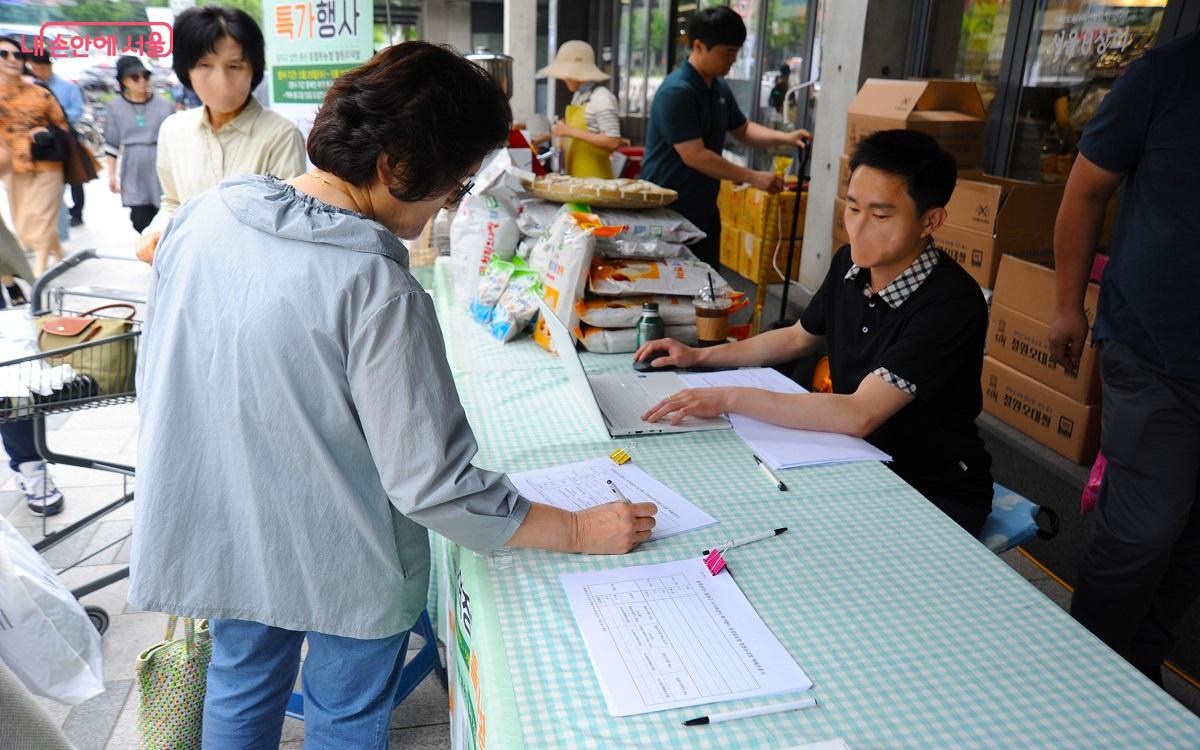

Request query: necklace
[
  {"left": 306, "top": 171, "right": 373, "bottom": 218},
  {"left": 125, "top": 94, "right": 149, "bottom": 128}
]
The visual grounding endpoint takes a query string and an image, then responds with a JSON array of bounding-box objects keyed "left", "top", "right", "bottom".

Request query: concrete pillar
[
  {"left": 422, "top": 0, "right": 472, "bottom": 53},
  {"left": 505, "top": 0, "right": 538, "bottom": 124},
  {"left": 798, "top": 0, "right": 870, "bottom": 292}
]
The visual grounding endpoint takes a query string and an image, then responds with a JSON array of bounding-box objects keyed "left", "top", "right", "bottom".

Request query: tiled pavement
[{"left": 3, "top": 181, "right": 1196, "bottom": 748}]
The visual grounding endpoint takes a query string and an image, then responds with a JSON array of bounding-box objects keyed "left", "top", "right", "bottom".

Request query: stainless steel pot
[{"left": 466, "top": 47, "right": 513, "bottom": 100}]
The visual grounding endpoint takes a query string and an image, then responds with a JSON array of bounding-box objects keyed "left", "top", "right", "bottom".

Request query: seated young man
[{"left": 636, "top": 129, "right": 994, "bottom": 535}]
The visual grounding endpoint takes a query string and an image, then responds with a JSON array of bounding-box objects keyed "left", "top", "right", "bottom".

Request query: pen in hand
[{"left": 607, "top": 479, "right": 632, "bottom": 503}]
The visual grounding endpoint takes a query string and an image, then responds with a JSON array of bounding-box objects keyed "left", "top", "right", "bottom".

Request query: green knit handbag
[{"left": 136, "top": 617, "right": 212, "bottom": 750}]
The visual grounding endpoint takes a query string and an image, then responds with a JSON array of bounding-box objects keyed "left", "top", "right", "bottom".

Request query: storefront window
[
  {"left": 1010, "top": 0, "right": 1167, "bottom": 182},
  {"left": 616, "top": 0, "right": 669, "bottom": 119},
  {"left": 756, "top": 0, "right": 810, "bottom": 131},
  {"left": 927, "top": 0, "right": 1014, "bottom": 111}
]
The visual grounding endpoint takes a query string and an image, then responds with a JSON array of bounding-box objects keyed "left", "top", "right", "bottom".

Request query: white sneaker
[{"left": 16, "top": 461, "right": 64, "bottom": 516}]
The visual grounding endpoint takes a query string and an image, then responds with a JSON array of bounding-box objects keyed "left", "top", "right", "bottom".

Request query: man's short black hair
[
  {"left": 172, "top": 5, "right": 265, "bottom": 91},
  {"left": 848, "top": 130, "right": 957, "bottom": 215},
  {"left": 307, "top": 41, "right": 512, "bottom": 202},
  {"left": 687, "top": 6, "right": 747, "bottom": 49}
]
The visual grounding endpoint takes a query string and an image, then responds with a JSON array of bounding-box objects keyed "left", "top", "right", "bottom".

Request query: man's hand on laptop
[
  {"left": 642, "top": 388, "right": 733, "bottom": 425},
  {"left": 634, "top": 338, "right": 700, "bottom": 369}
]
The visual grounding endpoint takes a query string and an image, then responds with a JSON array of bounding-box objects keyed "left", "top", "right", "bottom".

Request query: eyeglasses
[
  {"left": 0, "top": 50, "right": 19, "bottom": 61},
  {"left": 446, "top": 179, "right": 474, "bottom": 207},
  {"left": 125, "top": 71, "right": 151, "bottom": 82}
]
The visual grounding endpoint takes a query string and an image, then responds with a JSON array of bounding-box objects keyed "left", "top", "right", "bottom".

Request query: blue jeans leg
[
  {"left": 1, "top": 420, "right": 40, "bottom": 471},
  {"left": 202, "top": 619, "right": 305, "bottom": 750},
  {"left": 300, "top": 628, "right": 410, "bottom": 750}
]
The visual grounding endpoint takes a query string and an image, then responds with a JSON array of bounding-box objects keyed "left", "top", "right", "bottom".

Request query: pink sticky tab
[{"left": 704, "top": 549, "right": 726, "bottom": 576}]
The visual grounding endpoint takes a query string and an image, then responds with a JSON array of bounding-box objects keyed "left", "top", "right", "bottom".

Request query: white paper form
[
  {"left": 678, "top": 368, "right": 891, "bottom": 470},
  {"left": 509, "top": 458, "right": 716, "bottom": 541},
  {"left": 560, "top": 557, "right": 812, "bottom": 716}
]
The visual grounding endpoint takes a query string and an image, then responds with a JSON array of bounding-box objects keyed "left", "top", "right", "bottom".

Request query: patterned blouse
[{"left": 0, "top": 79, "right": 68, "bottom": 174}]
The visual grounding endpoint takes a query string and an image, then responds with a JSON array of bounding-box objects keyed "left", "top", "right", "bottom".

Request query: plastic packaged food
[
  {"left": 468, "top": 259, "right": 516, "bottom": 324},
  {"left": 588, "top": 257, "right": 730, "bottom": 298},
  {"left": 575, "top": 295, "right": 695, "bottom": 328},
  {"left": 490, "top": 270, "right": 543, "bottom": 342},
  {"left": 575, "top": 323, "right": 698, "bottom": 354}
]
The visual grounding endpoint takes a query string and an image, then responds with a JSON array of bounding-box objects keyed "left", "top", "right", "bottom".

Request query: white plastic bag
[
  {"left": 448, "top": 151, "right": 525, "bottom": 305},
  {"left": 576, "top": 323, "right": 698, "bottom": 354},
  {"left": 0, "top": 516, "right": 104, "bottom": 704}
]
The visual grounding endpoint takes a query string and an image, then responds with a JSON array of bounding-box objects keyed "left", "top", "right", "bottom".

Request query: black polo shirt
[
  {"left": 640, "top": 61, "right": 747, "bottom": 224},
  {"left": 800, "top": 245, "right": 993, "bottom": 507}
]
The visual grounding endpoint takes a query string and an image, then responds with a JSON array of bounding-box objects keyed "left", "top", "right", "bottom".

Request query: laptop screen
[{"left": 535, "top": 301, "right": 610, "bottom": 436}]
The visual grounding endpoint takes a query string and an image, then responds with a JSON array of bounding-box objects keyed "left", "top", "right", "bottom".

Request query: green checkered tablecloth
[{"left": 430, "top": 259, "right": 1200, "bottom": 749}]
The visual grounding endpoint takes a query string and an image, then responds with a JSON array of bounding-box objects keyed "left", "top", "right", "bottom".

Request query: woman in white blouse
[{"left": 136, "top": 6, "right": 305, "bottom": 263}]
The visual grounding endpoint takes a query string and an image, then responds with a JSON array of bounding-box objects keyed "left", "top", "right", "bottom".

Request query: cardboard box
[
  {"left": 832, "top": 197, "right": 850, "bottom": 245},
  {"left": 845, "top": 79, "right": 986, "bottom": 167},
  {"left": 719, "top": 225, "right": 740, "bottom": 270},
  {"left": 991, "top": 255, "right": 1100, "bottom": 326},
  {"left": 987, "top": 303, "right": 1101, "bottom": 404},
  {"left": 934, "top": 224, "right": 1053, "bottom": 289},
  {"left": 838, "top": 153, "right": 852, "bottom": 199},
  {"left": 982, "top": 356, "right": 1101, "bottom": 464},
  {"left": 738, "top": 188, "right": 806, "bottom": 240},
  {"left": 737, "top": 231, "right": 801, "bottom": 283},
  {"left": 944, "top": 174, "right": 1064, "bottom": 239}
]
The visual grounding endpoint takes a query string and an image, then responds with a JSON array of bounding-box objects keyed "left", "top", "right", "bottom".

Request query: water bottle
[{"left": 636, "top": 302, "right": 665, "bottom": 348}]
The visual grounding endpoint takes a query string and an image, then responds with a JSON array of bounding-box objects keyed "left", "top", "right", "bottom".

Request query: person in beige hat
[{"left": 536, "top": 41, "right": 623, "bottom": 178}]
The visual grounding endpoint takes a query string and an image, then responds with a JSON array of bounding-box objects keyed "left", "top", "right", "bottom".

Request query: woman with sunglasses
[
  {"left": 0, "top": 36, "right": 69, "bottom": 276},
  {"left": 135, "top": 5, "right": 305, "bottom": 263},
  {"left": 131, "top": 41, "right": 657, "bottom": 748},
  {"left": 103, "top": 56, "right": 175, "bottom": 233}
]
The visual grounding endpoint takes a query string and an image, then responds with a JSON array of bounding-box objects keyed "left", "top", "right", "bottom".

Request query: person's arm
[
  {"left": 1048, "top": 154, "right": 1123, "bottom": 369},
  {"left": 552, "top": 122, "right": 621, "bottom": 153},
  {"left": 674, "top": 139, "right": 782, "bottom": 192},
  {"left": 643, "top": 370, "right": 912, "bottom": 437},
  {"left": 0, "top": 141, "right": 10, "bottom": 176},
  {"left": 729, "top": 120, "right": 810, "bottom": 151},
  {"left": 106, "top": 155, "right": 119, "bottom": 193},
  {"left": 349, "top": 292, "right": 656, "bottom": 555},
  {"left": 1047, "top": 55, "right": 1152, "bottom": 370},
  {"left": 635, "top": 318, "right": 822, "bottom": 371}
]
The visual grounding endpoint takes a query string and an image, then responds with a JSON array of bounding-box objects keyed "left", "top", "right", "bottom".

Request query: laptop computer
[{"left": 536, "top": 300, "right": 731, "bottom": 438}]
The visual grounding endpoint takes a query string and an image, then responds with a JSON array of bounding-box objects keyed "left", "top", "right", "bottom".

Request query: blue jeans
[
  {"left": 0, "top": 293, "right": 40, "bottom": 471},
  {"left": 202, "top": 619, "right": 410, "bottom": 750}
]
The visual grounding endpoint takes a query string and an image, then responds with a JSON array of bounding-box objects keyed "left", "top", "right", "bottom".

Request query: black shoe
[
  {"left": 70, "top": 216, "right": 83, "bottom": 227},
  {"left": 5, "top": 284, "right": 26, "bottom": 306}
]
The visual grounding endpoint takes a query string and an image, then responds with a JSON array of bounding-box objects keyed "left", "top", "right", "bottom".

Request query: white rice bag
[
  {"left": 575, "top": 324, "right": 699, "bottom": 354},
  {"left": 575, "top": 295, "right": 695, "bottom": 329}
]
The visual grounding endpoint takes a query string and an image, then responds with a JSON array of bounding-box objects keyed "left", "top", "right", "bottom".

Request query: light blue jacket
[
  {"left": 130, "top": 175, "right": 530, "bottom": 638},
  {"left": 47, "top": 74, "right": 82, "bottom": 124}
]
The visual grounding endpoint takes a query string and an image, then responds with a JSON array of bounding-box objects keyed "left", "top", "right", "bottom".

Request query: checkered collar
[{"left": 844, "top": 244, "right": 940, "bottom": 309}]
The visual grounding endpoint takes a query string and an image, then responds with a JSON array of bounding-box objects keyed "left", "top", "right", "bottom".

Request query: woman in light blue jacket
[{"left": 131, "top": 42, "right": 657, "bottom": 749}]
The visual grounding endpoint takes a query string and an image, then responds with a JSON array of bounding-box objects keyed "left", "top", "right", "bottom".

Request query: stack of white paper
[
  {"left": 561, "top": 557, "right": 813, "bottom": 716},
  {"left": 678, "top": 368, "right": 891, "bottom": 470}
]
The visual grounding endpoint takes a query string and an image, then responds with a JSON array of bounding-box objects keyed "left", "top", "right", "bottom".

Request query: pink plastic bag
[{"left": 1081, "top": 452, "right": 1107, "bottom": 515}]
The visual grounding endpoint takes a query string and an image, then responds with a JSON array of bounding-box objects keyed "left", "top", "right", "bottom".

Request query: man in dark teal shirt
[{"left": 641, "top": 6, "right": 810, "bottom": 268}]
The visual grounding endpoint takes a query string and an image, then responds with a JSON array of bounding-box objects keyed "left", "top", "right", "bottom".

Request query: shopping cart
[{"left": 0, "top": 250, "right": 147, "bottom": 634}]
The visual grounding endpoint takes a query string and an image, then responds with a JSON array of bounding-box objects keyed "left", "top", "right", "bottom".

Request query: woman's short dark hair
[
  {"left": 172, "top": 5, "right": 265, "bottom": 91},
  {"left": 687, "top": 6, "right": 747, "bottom": 49},
  {"left": 307, "top": 42, "right": 512, "bottom": 202},
  {"left": 849, "top": 130, "right": 958, "bottom": 215}
]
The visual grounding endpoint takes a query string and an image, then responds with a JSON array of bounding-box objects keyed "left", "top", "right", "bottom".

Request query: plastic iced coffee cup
[{"left": 694, "top": 291, "right": 733, "bottom": 347}]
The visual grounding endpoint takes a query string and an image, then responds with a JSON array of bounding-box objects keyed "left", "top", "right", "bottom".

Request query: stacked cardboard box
[
  {"left": 981, "top": 256, "right": 1102, "bottom": 463},
  {"left": 718, "top": 181, "right": 805, "bottom": 283},
  {"left": 936, "top": 175, "right": 1064, "bottom": 289}
]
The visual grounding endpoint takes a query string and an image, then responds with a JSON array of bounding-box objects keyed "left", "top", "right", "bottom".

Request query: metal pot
[{"left": 466, "top": 47, "right": 513, "bottom": 100}]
